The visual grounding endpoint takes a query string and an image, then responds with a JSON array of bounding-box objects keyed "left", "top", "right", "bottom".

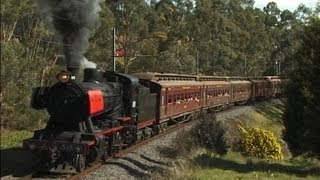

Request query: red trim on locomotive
[
  {"left": 118, "top": 117, "right": 131, "bottom": 123},
  {"left": 85, "top": 140, "right": 96, "bottom": 147},
  {"left": 95, "top": 126, "right": 124, "bottom": 136},
  {"left": 138, "top": 119, "right": 156, "bottom": 129},
  {"left": 87, "top": 90, "right": 104, "bottom": 115}
]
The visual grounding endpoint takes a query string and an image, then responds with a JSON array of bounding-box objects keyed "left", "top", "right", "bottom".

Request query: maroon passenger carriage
[
  {"left": 249, "top": 77, "right": 270, "bottom": 100},
  {"left": 266, "top": 76, "right": 286, "bottom": 97},
  {"left": 228, "top": 77, "right": 252, "bottom": 105},
  {"left": 198, "top": 76, "right": 231, "bottom": 112},
  {"left": 134, "top": 73, "right": 203, "bottom": 130}
]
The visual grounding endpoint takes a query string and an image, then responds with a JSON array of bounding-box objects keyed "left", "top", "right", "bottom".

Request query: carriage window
[
  {"left": 176, "top": 94, "right": 181, "bottom": 104},
  {"left": 194, "top": 93, "right": 198, "bottom": 100},
  {"left": 162, "top": 95, "right": 165, "bottom": 105},
  {"left": 195, "top": 92, "right": 200, "bottom": 101},
  {"left": 168, "top": 95, "right": 172, "bottom": 104},
  {"left": 225, "top": 90, "right": 230, "bottom": 96}
]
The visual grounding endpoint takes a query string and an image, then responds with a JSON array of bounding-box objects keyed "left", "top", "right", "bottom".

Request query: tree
[
  {"left": 1, "top": 0, "right": 58, "bottom": 130},
  {"left": 87, "top": 2, "right": 114, "bottom": 71},
  {"left": 108, "top": 0, "right": 152, "bottom": 74},
  {"left": 283, "top": 17, "right": 320, "bottom": 155}
]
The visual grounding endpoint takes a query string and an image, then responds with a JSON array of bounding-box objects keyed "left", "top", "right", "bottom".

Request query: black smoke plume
[{"left": 38, "top": 0, "right": 101, "bottom": 69}]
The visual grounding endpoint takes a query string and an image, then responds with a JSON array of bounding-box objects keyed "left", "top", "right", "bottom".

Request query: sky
[{"left": 254, "top": 0, "right": 319, "bottom": 11}]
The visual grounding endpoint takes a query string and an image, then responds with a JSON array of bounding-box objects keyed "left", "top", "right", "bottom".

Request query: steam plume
[{"left": 38, "top": 0, "right": 101, "bottom": 69}]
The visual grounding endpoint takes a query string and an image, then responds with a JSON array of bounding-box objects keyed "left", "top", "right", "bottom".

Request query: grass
[
  {"left": 170, "top": 100, "right": 320, "bottom": 180},
  {"left": 0, "top": 131, "right": 33, "bottom": 149},
  {"left": 181, "top": 151, "right": 320, "bottom": 180}
]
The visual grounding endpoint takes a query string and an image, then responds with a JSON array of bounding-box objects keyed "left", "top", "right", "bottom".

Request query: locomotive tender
[{"left": 23, "top": 68, "right": 286, "bottom": 173}]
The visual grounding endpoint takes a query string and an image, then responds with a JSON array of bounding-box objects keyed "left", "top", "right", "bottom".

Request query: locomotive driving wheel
[{"left": 75, "top": 154, "right": 85, "bottom": 172}]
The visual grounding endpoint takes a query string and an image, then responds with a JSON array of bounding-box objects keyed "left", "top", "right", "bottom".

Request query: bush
[
  {"left": 173, "top": 114, "right": 229, "bottom": 157},
  {"left": 239, "top": 126, "right": 284, "bottom": 160},
  {"left": 193, "top": 114, "right": 229, "bottom": 155}
]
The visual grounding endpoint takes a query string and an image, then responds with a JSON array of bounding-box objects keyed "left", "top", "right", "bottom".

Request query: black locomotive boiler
[{"left": 23, "top": 68, "right": 157, "bottom": 173}]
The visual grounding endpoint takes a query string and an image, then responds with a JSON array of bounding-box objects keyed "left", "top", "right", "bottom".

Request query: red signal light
[{"left": 115, "top": 49, "right": 125, "bottom": 57}]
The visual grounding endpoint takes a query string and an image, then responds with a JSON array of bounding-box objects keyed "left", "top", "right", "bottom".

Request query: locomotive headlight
[{"left": 57, "top": 70, "right": 71, "bottom": 83}]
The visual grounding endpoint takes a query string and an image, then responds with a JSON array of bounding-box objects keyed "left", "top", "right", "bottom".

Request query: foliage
[
  {"left": 173, "top": 114, "right": 228, "bottom": 157},
  {"left": 170, "top": 101, "right": 319, "bottom": 180},
  {"left": 239, "top": 126, "right": 284, "bottom": 160},
  {"left": 176, "top": 151, "right": 320, "bottom": 180},
  {"left": 0, "top": 0, "right": 319, "bottom": 131},
  {"left": 0, "top": 131, "right": 33, "bottom": 149},
  {"left": 223, "top": 100, "right": 287, "bottom": 155},
  {"left": 193, "top": 115, "right": 229, "bottom": 155},
  {"left": 1, "top": 2, "right": 54, "bottom": 130},
  {"left": 87, "top": 1, "right": 114, "bottom": 70},
  {"left": 283, "top": 17, "right": 320, "bottom": 156}
]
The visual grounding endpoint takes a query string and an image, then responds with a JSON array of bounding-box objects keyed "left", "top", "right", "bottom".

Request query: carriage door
[
  {"left": 232, "top": 84, "right": 235, "bottom": 101},
  {"left": 201, "top": 85, "right": 206, "bottom": 107},
  {"left": 164, "top": 88, "right": 168, "bottom": 116}
]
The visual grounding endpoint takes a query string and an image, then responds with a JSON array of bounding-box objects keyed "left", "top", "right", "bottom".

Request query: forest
[{"left": 1, "top": 0, "right": 319, "bottom": 155}]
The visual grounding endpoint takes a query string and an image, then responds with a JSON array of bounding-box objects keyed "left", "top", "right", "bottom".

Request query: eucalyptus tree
[
  {"left": 107, "top": 0, "right": 152, "bottom": 73},
  {"left": 189, "top": 0, "right": 221, "bottom": 75},
  {"left": 143, "top": 0, "right": 196, "bottom": 74},
  {"left": 1, "top": 0, "right": 58, "bottom": 130},
  {"left": 283, "top": 17, "right": 320, "bottom": 155},
  {"left": 229, "top": 2, "right": 272, "bottom": 76},
  {"left": 87, "top": 2, "right": 114, "bottom": 70}
]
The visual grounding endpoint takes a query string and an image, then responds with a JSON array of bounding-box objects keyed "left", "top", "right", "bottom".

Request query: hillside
[{"left": 169, "top": 99, "right": 320, "bottom": 179}]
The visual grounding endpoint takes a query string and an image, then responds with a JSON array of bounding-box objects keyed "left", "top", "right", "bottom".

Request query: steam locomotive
[{"left": 23, "top": 68, "right": 286, "bottom": 173}]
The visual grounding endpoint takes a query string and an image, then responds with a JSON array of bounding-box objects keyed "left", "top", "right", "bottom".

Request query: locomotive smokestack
[{"left": 38, "top": 0, "right": 101, "bottom": 72}]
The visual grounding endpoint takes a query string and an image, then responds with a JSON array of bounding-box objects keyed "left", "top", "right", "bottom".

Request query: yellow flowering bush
[{"left": 239, "top": 127, "right": 284, "bottom": 160}]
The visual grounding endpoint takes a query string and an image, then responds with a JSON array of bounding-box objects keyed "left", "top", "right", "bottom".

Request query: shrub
[
  {"left": 239, "top": 126, "right": 284, "bottom": 160},
  {"left": 193, "top": 114, "right": 229, "bottom": 155},
  {"left": 173, "top": 114, "right": 229, "bottom": 157},
  {"left": 173, "top": 129, "right": 197, "bottom": 158},
  {"left": 222, "top": 118, "right": 243, "bottom": 151}
]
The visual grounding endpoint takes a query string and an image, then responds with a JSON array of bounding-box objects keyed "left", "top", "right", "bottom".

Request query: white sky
[{"left": 254, "top": 0, "right": 319, "bottom": 11}]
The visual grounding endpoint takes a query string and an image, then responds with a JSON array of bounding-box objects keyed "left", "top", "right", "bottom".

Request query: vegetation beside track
[
  {"left": 170, "top": 100, "right": 320, "bottom": 179},
  {"left": 1, "top": 131, "right": 34, "bottom": 178},
  {"left": 0, "top": 131, "right": 33, "bottom": 149}
]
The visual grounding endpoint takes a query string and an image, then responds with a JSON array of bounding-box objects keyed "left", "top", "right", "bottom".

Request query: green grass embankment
[{"left": 171, "top": 100, "right": 320, "bottom": 180}]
